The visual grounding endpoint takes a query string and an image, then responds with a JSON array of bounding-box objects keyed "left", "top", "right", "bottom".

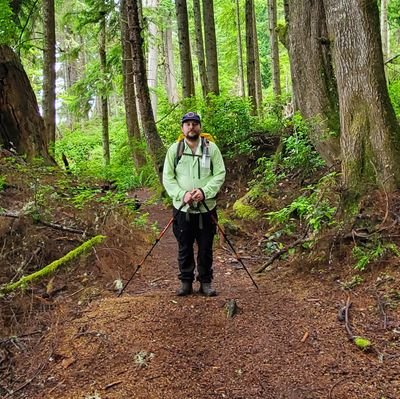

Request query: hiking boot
[
  {"left": 176, "top": 281, "right": 193, "bottom": 296},
  {"left": 199, "top": 282, "right": 217, "bottom": 297}
]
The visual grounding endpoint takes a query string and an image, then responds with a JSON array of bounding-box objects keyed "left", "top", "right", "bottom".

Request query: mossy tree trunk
[
  {"left": 285, "top": 0, "right": 340, "bottom": 166},
  {"left": 324, "top": 0, "right": 400, "bottom": 193}
]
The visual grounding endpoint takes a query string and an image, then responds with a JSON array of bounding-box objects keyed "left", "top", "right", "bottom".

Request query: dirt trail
[{"left": 9, "top": 195, "right": 400, "bottom": 399}]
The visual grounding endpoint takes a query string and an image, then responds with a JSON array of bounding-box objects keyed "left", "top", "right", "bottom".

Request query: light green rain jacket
[{"left": 163, "top": 138, "right": 226, "bottom": 213}]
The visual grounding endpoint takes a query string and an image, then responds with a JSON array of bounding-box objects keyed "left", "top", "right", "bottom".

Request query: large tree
[
  {"left": 202, "top": 0, "right": 219, "bottom": 95},
  {"left": 285, "top": 0, "right": 340, "bottom": 166},
  {"left": 145, "top": 0, "right": 159, "bottom": 116},
  {"left": 175, "top": 0, "right": 195, "bottom": 98},
  {"left": 99, "top": 9, "right": 110, "bottom": 165},
  {"left": 268, "top": 0, "right": 281, "bottom": 97},
  {"left": 120, "top": 0, "right": 146, "bottom": 168},
  {"left": 162, "top": 16, "right": 179, "bottom": 104},
  {"left": 245, "top": 0, "right": 257, "bottom": 113},
  {"left": 323, "top": 0, "right": 400, "bottom": 193},
  {"left": 0, "top": 45, "right": 53, "bottom": 162},
  {"left": 42, "top": 0, "right": 56, "bottom": 154},
  {"left": 193, "top": 0, "right": 208, "bottom": 97},
  {"left": 126, "top": 0, "right": 165, "bottom": 176}
]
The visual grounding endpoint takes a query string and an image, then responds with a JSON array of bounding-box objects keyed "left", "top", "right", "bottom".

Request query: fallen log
[{"left": 0, "top": 235, "right": 106, "bottom": 294}]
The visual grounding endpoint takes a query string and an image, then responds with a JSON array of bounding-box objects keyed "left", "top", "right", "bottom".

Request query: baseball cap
[{"left": 181, "top": 112, "right": 201, "bottom": 125}]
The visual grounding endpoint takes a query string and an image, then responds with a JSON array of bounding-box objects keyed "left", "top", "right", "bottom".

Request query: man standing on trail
[{"left": 163, "top": 112, "right": 226, "bottom": 297}]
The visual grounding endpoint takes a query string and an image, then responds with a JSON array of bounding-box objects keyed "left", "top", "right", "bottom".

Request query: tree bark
[
  {"left": 245, "top": 0, "right": 257, "bottom": 113},
  {"left": 324, "top": 0, "right": 400, "bottom": 192},
  {"left": 163, "top": 19, "right": 179, "bottom": 104},
  {"left": 99, "top": 13, "right": 110, "bottom": 165},
  {"left": 126, "top": 0, "right": 165, "bottom": 177},
  {"left": 286, "top": 0, "right": 340, "bottom": 165},
  {"left": 145, "top": 0, "right": 159, "bottom": 117},
  {"left": 0, "top": 45, "right": 53, "bottom": 163},
  {"left": 202, "top": 0, "right": 219, "bottom": 95},
  {"left": 252, "top": 4, "right": 262, "bottom": 111},
  {"left": 175, "top": 0, "right": 195, "bottom": 98},
  {"left": 42, "top": 0, "right": 56, "bottom": 154},
  {"left": 235, "top": 0, "right": 245, "bottom": 97},
  {"left": 120, "top": 0, "right": 146, "bottom": 168},
  {"left": 193, "top": 0, "right": 209, "bottom": 97},
  {"left": 268, "top": 0, "right": 281, "bottom": 97},
  {"left": 381, "top": 0, "right": 389, "bottom": 62}
]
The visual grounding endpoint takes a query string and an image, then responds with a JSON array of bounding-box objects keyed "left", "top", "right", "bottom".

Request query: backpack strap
[
  {"left": 174, "top": 139, "right": 185, "bottom": 174},
  {"left": 174, "top": 137, "right": 214, "bottom": 176}
]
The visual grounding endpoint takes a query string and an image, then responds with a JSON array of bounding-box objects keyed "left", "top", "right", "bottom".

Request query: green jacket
[{"left": 163, "top": 138, "right": 226, "bottom": 213}]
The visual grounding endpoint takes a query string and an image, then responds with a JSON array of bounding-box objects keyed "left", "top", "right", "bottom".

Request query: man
[{"left": 163, "top": 112, "right": 226, "bottom": 296}]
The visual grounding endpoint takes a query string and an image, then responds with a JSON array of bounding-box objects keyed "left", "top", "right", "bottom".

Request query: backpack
[{"left": 174, "top": 133, "right": 215, "bottom": 175}]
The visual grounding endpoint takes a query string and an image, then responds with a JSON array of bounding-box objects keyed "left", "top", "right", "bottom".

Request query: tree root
[{"left": 0, "top": 235, "right": 106, "bottom": 294}]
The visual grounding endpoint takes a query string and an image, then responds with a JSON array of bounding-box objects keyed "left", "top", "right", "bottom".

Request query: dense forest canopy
[{"left": 1, "top": 0, "right": 400, "bottom": 198}]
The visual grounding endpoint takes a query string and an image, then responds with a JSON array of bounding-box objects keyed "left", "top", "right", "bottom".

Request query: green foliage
[
  {"left": 56, "top": 117, "right": 157, "bottom": 190},
  {"left": 281, "top": 113, "right": 325, "bottom": 174},
  {"left": 267, "top": 173, "right": 338, "bottom": 233},
  {"left": 0, "top": 0, "right": 16, "bottom": 44},
  {"left": 249, "top": 113, "right": 325, "bottom": 197},
  {"left": 0, "top": 175, "right": 6, "bottom": 191},
  {"left": 352, "top": 241, "right": 400, "bottom": 271},
  {"left": 157, "top": 95, "right": 257, "bottom": 157},
  {"left": 252, "top": 157, "right": 282, "bottom": 191},
  {"left": 388, "top": 78, "right": 400, "bottom": 117}
]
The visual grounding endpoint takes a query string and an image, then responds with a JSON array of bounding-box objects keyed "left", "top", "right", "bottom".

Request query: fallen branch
[
  {"left": 0, "top": 235, "right": 106, "bottom": 294},
  {"left": 344, "top": 295, "right": 354, "bottom": 339},
  {"left": 0, "top": 209, "right": 86, "bottom": 234},
  {"left": 38, "top": 220, "right": 85, "bottom": 235},
  {"left": 256, "top": 233, "right": 310, "bottom": 273}
]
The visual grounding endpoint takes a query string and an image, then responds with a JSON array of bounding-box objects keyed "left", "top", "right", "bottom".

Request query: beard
[{"left": 185, "top": 131, "right": 200, "bottom": 141}]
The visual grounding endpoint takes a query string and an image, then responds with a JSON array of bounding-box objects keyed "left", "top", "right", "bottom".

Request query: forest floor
[{"left": 1, "top": 152, "right": 400, "bottom": 399}]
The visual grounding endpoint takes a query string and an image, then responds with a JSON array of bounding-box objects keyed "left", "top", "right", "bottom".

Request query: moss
[
  {"left": 353, "top": 336, "right": 372, "bottom": 350},
  {"left": 0, "top": 235, "right": 106, "bottom": 294},
  {"left": 233, "top": 196, "right": 260, "bottom": 221}
]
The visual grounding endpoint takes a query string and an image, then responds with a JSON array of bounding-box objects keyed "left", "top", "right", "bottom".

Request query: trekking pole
[
  {"left": 118, "top": 202, "right": 186, "bottom": 297},
  {"left": 202, "top": 201, "right": 259, "bottom": 290}
]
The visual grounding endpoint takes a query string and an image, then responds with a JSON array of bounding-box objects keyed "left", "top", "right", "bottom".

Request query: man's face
[{"left": 181, "top": 120, "right": 201, "bottom": 141}]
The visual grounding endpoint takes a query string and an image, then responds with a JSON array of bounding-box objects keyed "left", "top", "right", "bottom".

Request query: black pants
[{"left": 172, "top": 208, "right": 217, "bottom": 283}]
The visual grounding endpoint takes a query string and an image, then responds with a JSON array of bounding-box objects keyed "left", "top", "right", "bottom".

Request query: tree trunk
[
  {"left": 245, "top": 0, "right": 257, "bottom": 113},
  {"left": 0, "top": 45, "right": 53, "bottom": 162},
  {"left": 252, "top": 4, "right": 262, "bottom": 111},
  {"left": 145, "top": 0, "right": 159, "bottom": 117},
  {"left": 235, "top": 0, "right": 245, "bottom": 97},
  {"left": 268, "top": 0, "right": 281, "bottom": 97},
  {"left": 202, "top": 0, "right": 219, "bottom": 95},
  {"left": 381, "top": 0, "right": 389, "bottom": 62},
  {"left": 175, "top": 0, "right": 195, "bottom": 98},
  {"left": 163, "top": 20, "right": 179, "bottom": 104},
  {"left": 120, "top": 0, "right": 146, "bottom": 168},
  {"left": 42, "top": 0, "right": 56, "bottom": 154},
  {"left": 193, "top": 0, "right": 209, "bottom": 97},
  {"left": 99, "top": 13, "right": 110, "bottom": 166},
  {"left": 286, "top": 0, "right": 340, "bottom": 165},
  {"left": 324, "top": 0, "right": 400, "bottom": 192},
  {"left": 126, "top": 0, "right": 165, "bottom": 177}
]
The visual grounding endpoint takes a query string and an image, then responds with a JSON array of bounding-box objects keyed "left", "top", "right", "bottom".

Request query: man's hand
[
  {"left": 183, "top": 191, "right": 194, "bottom": 204},
  {"left": 190, "top": 188, "right": 204, "bottom": 202}
]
